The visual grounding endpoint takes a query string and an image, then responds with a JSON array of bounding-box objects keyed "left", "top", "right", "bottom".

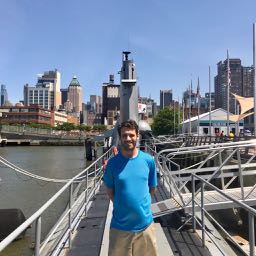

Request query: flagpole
[
  {"left": 253, "top": 23, "right": 256, "bottom": 135},
  {"left": 182, "top": 97, "right": 185, "bottom": 134},
  {"left": 236, "top": 104, "right": 239, "bottom": 136},
  {"left": 234, "top": 98, "right": 237, "bottom": 115},
  {"left": 173, "top": 100, "right": 175, "bottom": 136},
  {"left": 209, "top": 66, "right": 212, "bottom": 136},
  {"left": 227, "top": 50, "right": 230, "bottom": 135},
  {"left": 197, "top": 77, "right": 200, "bottom": 136},
  {"left": 189, "top": 81, "right": 192, "bottom": 135},
  {"left": 178, "top": 97, "right": 180, "bottom": 134}
]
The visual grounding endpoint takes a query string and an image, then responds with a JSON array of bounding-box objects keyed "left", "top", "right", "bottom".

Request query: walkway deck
[{"left": 69, "top": 186, "right": 109, "bottom": 256}]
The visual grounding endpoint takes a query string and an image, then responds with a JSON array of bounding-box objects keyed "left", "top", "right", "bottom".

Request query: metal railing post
[
  {"left": 248, "top": 212, "right": 255, "bottom": 256},
  {"left": 237, "top": 148, "right": 245, "bottom": 199},
  {"left": 68, "top": 183, "right": 73, "bottom": 248},
  {"left": 35, "top": 216, "right": 41, "bottom": 256},
  {"left": 94, "top": 163, "right": 97, "bottom": 197},
  {"left": 201, "top": 182, "right": 205, "bottom": 247},
  {"left": 192, "top": 175, "right": 196, "bottom": 232},
  {"left": 218, "top": 150, "right": 224, "bottom": 190},
  {"left": 168, "top": 174, "right": 172, "bottom": 198},
  {"left": 85, "top": 169, "right": 88, "bottom": 216}
]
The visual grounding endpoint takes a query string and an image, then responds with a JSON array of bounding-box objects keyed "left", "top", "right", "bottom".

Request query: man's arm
[
  {"left": 150, "top": 187, "right": 157, "bottom": 197},
  {"left": 106, "top": 188, "right": 114, "bottom": 201}
]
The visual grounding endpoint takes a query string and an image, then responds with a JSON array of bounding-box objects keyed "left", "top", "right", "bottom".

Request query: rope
[
  {"left": 0, "top": 156, "right": 71, "bottom": 183},
  {"left": 0, "top": 148, "right": 109, "bottom": 183}
]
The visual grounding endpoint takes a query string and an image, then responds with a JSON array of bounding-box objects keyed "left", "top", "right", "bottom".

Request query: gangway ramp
[{"left": 152, "top": 186, "right": 256, "bottom": 217}]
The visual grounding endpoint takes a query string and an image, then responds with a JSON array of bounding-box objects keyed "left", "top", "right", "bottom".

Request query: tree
[
  {"left": 83, "top": 125, "right": 92, "bottom": 132},
  {"left": 151, "top": 107, "right": 181, "bottom": 136},
  {"left": 27, "top": 123, "right": 52, "bottom": 129},
  {"left": 76, "top": 124, "right": 92, "bottom": 136},
  {"left": 76, "top": 124, "right": 91, "bottom": 132},
  {"left": 55, "top": 122, "right": 76, "bottom": 131},
  {"left": 92, "top": 124, "right": 107, "bottom": 133}
]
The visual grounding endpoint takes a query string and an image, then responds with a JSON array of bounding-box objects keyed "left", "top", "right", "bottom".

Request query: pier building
[
  {"left": 182, "top": 108, "right": 244, "bottom": 135},
  {"left": 0, "top": 105, "right": 79, "bottom": 127},
  {"left": 1, "top": 105, "right": 52, "bottom": 126}
]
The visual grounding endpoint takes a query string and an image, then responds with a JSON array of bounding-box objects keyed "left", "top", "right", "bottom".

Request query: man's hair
[{"left": 118, "top": 119, "right": 139, "bottom": 136}]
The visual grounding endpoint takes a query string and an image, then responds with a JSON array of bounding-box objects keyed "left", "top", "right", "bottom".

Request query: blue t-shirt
[{"left": 103, "top": 150, "right": 157, "bottom": 232}]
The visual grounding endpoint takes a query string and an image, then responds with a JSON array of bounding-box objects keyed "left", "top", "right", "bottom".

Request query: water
[{"left": 0, "top": 146, "right": 87, "bottom": 256}]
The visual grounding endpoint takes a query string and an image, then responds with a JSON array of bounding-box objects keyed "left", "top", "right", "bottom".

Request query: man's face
[{"left": 120, "top": 127, "right": 138, "bottom": 151}]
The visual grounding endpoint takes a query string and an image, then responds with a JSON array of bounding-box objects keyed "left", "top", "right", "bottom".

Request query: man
[
  {"left": 103, "top": 119, "right": 158, "bottom": 256},
  {"left": 229, "top": 131, "right": 234, "bottom": 141},
  {"left": 220, "top": 131, "right": 224, "bottom": 142}
]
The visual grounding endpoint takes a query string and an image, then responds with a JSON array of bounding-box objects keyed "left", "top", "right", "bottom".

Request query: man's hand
[
  {"left": 106, "top": 188, "right": 114, "bottom": 202},
  {"left": 150, "top": 187, "right": 157, "bottom": 197}
]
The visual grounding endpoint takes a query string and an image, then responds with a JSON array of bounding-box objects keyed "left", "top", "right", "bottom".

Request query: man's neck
[{"left": 121, "top": 148, "right": 138, "bottom": 158}]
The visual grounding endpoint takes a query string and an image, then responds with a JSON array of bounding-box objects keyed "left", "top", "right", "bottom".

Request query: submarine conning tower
[{"left": 120, "top": 51, "right": 138, "bottom": 124}]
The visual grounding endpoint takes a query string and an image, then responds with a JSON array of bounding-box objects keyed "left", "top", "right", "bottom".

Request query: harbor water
[{"left": 0, "top": 146, "right": 88, "bottom": 256}]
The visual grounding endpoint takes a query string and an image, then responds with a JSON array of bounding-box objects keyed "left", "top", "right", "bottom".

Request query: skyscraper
[
  {"left": 160, "top": 90, "right": 172, "bottom": 109},
  {"left": 90, "top": 95, "right": 102, "bottom": 113},
  {"left": 60, "top": 88, "right": 68, "bottom": 107},
  {"left": 24, "top": 70, "right": 61, "bottom": 110},
  {"left": 1, "top": 84, "right": 8, "bottom": 106},
  {"left": 241, "top": 66, "right": 254, "bottom": 130},
  {"left": 37, "top": 69, "right": 61, "bottom": 109},
  {"left": 183, "top": 88, "right": 197, "bottom": 108},
  {"left": 204, "top": 92, "right": 215, "bottom": 110},
  {"left": 242, "top": 66, "right": 254, "bottom": 97},
  {"left": 102, "top": 75, "right": 120, "bottom": 125},
  {"left": 214, "top": 59, "right": 243, "bottom": 113},
  {"left": 67, "top": 76, "right": 83, "bottom": 113}
]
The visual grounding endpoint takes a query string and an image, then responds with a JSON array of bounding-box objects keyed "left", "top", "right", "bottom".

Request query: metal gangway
[{"left": 146, "top": 139, "right": 256, "bottom": 256}]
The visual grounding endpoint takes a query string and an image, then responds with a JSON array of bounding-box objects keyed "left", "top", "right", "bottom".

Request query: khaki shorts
[{"left": 108, "top": 223, "right": 158, "bottom": 256}]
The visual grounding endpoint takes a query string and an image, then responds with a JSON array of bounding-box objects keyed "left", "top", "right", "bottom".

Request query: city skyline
[{"left": 1, "top": 1, "right": 256, "bottom": 104}]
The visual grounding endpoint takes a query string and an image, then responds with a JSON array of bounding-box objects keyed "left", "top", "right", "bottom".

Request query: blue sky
[{"left": 1, "top": 0, "right": 256, "bottom": 104}]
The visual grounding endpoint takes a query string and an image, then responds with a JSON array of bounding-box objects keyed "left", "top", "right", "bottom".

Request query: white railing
[
  {"left": 191, "top": 174, "right": 256, "bottom": 256},
  {"left": 155, "top": 140, "right": 256, "bottom": 205},
  {"left": 147, "top": 136, "right": 256, "bottom": 255},
  {"left": 0, "top": 147, "right": 113, "bottom": 256}
]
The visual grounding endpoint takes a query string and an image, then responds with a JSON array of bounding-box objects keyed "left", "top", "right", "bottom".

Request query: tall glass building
[
  {"left": 160, "top": 90, "right": 172, "bottom": 109},
  {"left": 1, "top": 84, "right": 8, "bottom": 106},
  {"left": 214, "top": 58, "right": 253, "bottom": 114}
]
